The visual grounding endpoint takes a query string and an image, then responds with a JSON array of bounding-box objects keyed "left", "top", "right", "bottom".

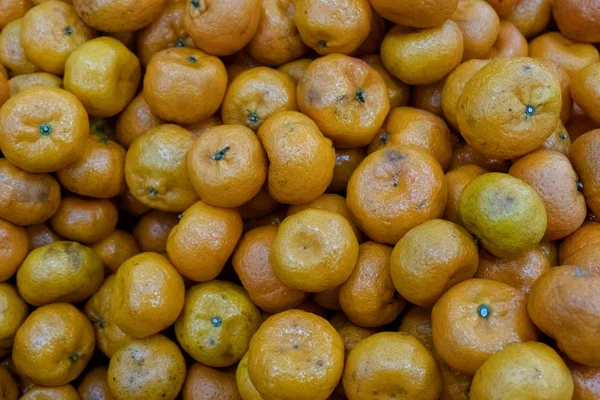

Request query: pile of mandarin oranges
[{"left": 0, "top": 0, "right": 599, "bottom": 398}]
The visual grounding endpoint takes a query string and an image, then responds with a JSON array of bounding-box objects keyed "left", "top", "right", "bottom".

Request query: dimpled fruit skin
[{"left": 459, "top": 173, "right": 547, "bottom": 258}]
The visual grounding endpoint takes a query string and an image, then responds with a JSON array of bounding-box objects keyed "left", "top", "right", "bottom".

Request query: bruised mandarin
[
  {"left": 175, "top": 281, "right": 261, "bottom": 367},
  {"left": 0, "top": 87, "right": 88, "bottom": 173},
  {"left": 297, "top": 54, "right": 389, "bottom": 148},
  {"left": 125, "top": 124, "right": 198, "bottom": 212},
  {"left": 16, "top": 241, "right": 104, "bottom": 306},
  {"left": 187, "top": 125, "right": 267, "bottom": 208},
  {"left": 258, "top": 111, "right": 335, "bottom": 204},
  {"left": 381, "top": 21, "right": 464, "bottom": 85},
  {"left": 0, "top": 219, "right": 28, "bottom": 282},
  {"left": 457, "top": 57, "right": 562, "bottom": 159},
  {"left": 343, "top": 332, "right": 442, "bottom": 400},
  {"left": 470, "top": 342, "right": 574, "bottom": 400},
  {"left": 339, "top": 242, "right": 405, "bottom": 328},
  {"left": 391, "top": 219, "right": 479, "bottom": 307},
  {"left": 248, "top": 310, "right": 344, "bottom": 400},
  {"left": 64, "top": 37, "right": 140, "bottom": 117},
  {"left": 347, "top": 146, "right": 447, "bottom": 245},
  {"left": 167, "top": 201, "right": 243, "bottom": 282},
  {"left": 475, "top": 247, "right": 550, "bottom": 294},
  {"left": 432, "top": 278, "right": 537, "bottom": 375},
  {"left": 294, "top": 0, "right": 371, "bottom": 55},
  {"left": 21, "top": 1, "right": 95, "bottom": 75},
  {"left": 184, "top": 0, "right": 260, "bottom": 56},
  {"left": 233, "top": 226, "right": 306, "bottom": 313},
  {"left": 271, "top": 209, "right": 359, "bottom": 292},
  {"left": 111, "top": 253, "right": 185, "bottom": 338},
  {"left": 144, "top": 48, "right": 228, "bottom": 125}
]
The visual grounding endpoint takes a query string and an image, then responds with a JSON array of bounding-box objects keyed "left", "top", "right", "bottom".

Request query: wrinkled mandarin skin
[
  {"left": 457, "top": 57, "right": 562, "bottom": 159},
  {"left": 510, "top": 149, "right": 586, "bottom": 240},
  {"left": 57, "top": 134, "right": 126, "bottom": 199},
  {"left": 504, "top": 0, "right": 552, "bottom": 38},
  {"left": 569, "top": 361, "right": 600, "bottom": 400},
  {"left": 247, "top": 0, "right": 307, "bottom": 66},
  {"left": 175, "top": 281, "right": 261, "bottom": 367},
  {"left": 0, "top": 365, "right": 19, "bottom": 400},
  {"left": 50, "top": 196, "right": 118, "bottom": 244},
  {"left": 369, "top": 0, "right": 458, "bottom": 28},
  {"left": 183, "top": 363, "right": 241, "bottom": 400},
  {"left": 327, "top": 148, "right": 366, "bottom": 194},
  {"left": 488, "top": 20, "right": 528, "bottom": 58},
  {"left": 271, "top": 209, "right": 359, "bottom": 293},
  {"left": 0, "top": 19, "right": 37, "bottom": 76},
  {"left": 444, "top": 164, "right": 488, "bottom": 226},
  {"left": 25, "top": 224, "right": 62, "bottom": 251},
  {"left": 571, "top": 65, "right": 600, "bottom": 127},
  {"left": 294, "top": 0, "right": 371, "bottom": 55},
  {"left": 410, "top": 80, "right": 444, "bottom": 117},
  {"left": 391, "top": 219, "right": 479, "bottom": 307},
  {"left": 369, "top": 107, "right": 453, "bottom": 170},
  {"left": 339, "top": 242, "right": 405, "bottom": 328},
  {"left": 144, "top": 48, "right": 228, "bottom": 125},
  {"left": 432, "top": 278, "right": 538, "bottom": 375},
  {"left": 442, "top": 59, "right": 490, "bottom": 131},
  {"left": 529, "top": 32, "right": 600, "bottom": 79},
  {"left": 133, "top": 210, "right": 179, "bottom": 253},
  {"left": 343, "top": 332, "right": 442, "bottom": 400},
  {"left": 21, "top": 1, "right": 95, "bottom": 75},
  {"left": 167, "top": 201, "right": 243, "bottom": 282},
  {"left": 73, "top": 0, "right": 166, "bottom": 32},
  {"left": 233, "top": 226, "right": 306, "bottom": 313},
  {"left": 475, "top": 247, "right": 550, "bottom": 294},
  {"left": 452, "top": 0, "right": 500, "bottom": 61},
  {"left": 184, "top": 0, "right": 260, "bottom": 56},
  {"left": 0, "top": 160, "right": 61, "bottom": 226},
  {"left": 125, "top": 124, "right": 198, "bottom": 212},
  {"left": 64, "top": 37, "right": 140, "bottom": 117},
  {"left": 8, "top": 72, "right": 62, "bottom": 96},
  {"left": 571, "top": 130, "right": 600, "bottom": 216},
  {"left": 137, "top": 2, "right": 196, "bottom": 67},
  {"left": 22, "top": 384, "right": 80, "bottom": 400},
  {"left": 347, "top": 146, "right": 447, "bottom": 245},
  {"left": 0, "top": 0, "right": 32, "bottom": 29},
  {"left": 553, "top": 0, "right": 600, "bottom": 43},
  {"left": 248, "top": 310, "right": 345, "bottom": 400},
  {"left": 115, "top": 93, "right": 164, "bottom": 149},
  {"left": 470, "top": 342, "right": 574, "bottom": 400},
  {"left": 528, "top": 265, "right": 600, "bottom": 367},
  {"left": 84, "top": 275, "right": 132, "bottom": 358},
  {"left": 17, "top": 241, "right": 104, "bottom": 306},
  {"left": 0, "top": 219, "right": 29, "bottom": 282},
  {"left": 236, "top": 353, "right": 264, "bottom": 400},
  {"left": 459, "top": 173, "right": 547, "bottom": 258},
  {"left": 381, "top": 21, "right": 464, "bottom": 86},
  {"left": 111, "top": 253, "right": 185, "bottom": 339},
  {"left": 297, "top": 54, "right": 389, "bottom": 148},
  {"left": 0, "top": 283, "right": 28, "bottom": 349},
  {"left": 449, "top": 142, "right": 510, "bottom": 172},
  {"left": 559, "top": 221, "right": 600, "bottom": 263},
  {"left": 287, "top": 193, "right": 362, "bottom": 241},
  {"left": 187, "top": 125, "right": 267, "bottom": 208},
  {"left": 91, "top": 230, "right": 140, "bottom": 273},
  {"left": 361, "top": 54, "right": 410, "bottom": 109},
  {"left": 222, "top": 67, "right": 297, "bottom": 132},
  {"left": 107, "top": 335, "right": 186, "bottom": 400},
  {"left": 12, "top": 303, "right": 95, "bottom": 386},
  {"left": 258, "top": 111, "right": 335, "bottom": 204},
  {"left": 77, "top": 366, "right": 114, "bottom": 400},
  {"left": 0, "top": 87, "right": 88, "bottom": 173},
  {"left": 277, "top": 58, "right": 312, "bottom": 83}
]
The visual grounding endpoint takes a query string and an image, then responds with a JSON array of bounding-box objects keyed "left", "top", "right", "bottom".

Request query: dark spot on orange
[{"left": 386, "top": 150, "right": 405, "bottom": 162}]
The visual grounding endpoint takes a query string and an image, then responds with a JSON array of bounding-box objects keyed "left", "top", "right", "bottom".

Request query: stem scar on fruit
[
  {"left": 39, "top": 123, "right": 52, "bottom": 136},
  {"left": 212, "top": 146, "right": 230, "bottom": 160},
  {"left": 525, "top": 105, "right": 535, "bottom": 117},
  {"left": 477, "top": 304, "right": 491, "bottom": 318}
]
